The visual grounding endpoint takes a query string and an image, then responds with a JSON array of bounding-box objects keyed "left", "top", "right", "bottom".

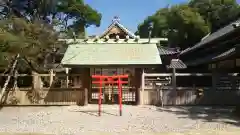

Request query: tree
[
  {"left": 0, "top": 0, "right": 102, "bottom": 37},
  {"left": 0, "top": 0, "right": 102, "bottom": 72},
  {"left": 57, "top": 0, "right": 101, "bottom": 30},
  {"left": 189, "top": 0, "right": 240, "bottom": 31},
  {"left": 136, "top": 5, "right": 209, "bottom": 49},
  {"left": 136, "top": 8, "right": 169, "bottom": 38},
  {"left": 166, "top": 5, "right": 209, "bottom": 49},
  {"left": 136, "top": 0, "right": 240, "bottom": 49},
  {"left": 0, "top": 17, "right": 61, "bottom": 73}
]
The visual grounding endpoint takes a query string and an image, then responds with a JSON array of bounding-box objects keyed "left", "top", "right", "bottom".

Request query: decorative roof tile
[{"left": 59, "top": 38, "right": 167, "bottom": 44}]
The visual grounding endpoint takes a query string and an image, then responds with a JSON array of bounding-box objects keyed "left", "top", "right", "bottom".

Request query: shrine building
[{"left": 60, "top": 17, "right": 181, "bottom": 105}]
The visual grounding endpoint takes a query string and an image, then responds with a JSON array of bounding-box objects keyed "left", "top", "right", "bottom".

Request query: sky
[{"left": 85, "top": 0, "right": 188, "bottom": 36}]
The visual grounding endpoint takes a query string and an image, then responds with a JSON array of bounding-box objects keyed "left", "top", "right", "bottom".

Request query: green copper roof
[{"left": 61, "top": 43, "right": 162, "bottom": 66}]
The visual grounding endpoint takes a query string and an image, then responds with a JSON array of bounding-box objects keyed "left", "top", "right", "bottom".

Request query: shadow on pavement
[
  {"left": 157, "top": 106, "right": 240, "bottom": 127},
  {"left": 71, "top": 110, "right": 119, "bottom": 117}
]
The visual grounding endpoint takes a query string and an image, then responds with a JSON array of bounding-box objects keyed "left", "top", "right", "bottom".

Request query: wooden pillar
[
  {"left": 84, "top": 88, "right": 88, "bottom": 105},
  {"left": 134, "top": 68, "right": 141, "bottom": 105},
  {"left": 82, "top": 68, "right": 90, "bottom": 105},
  {"left": 231, "top": 73, "right": 236, "bottom": 91},
  {"left": 172, "top": 68, "right": 177, "bottom": 105},
  {"left": 212, "top": 70, "right": 217, "bottom": 91},
  {"left": 72, "top": 68, "right": 82, "bottom": 88},
  {"left": 141, "top": 68, "right": 145, "bottom": 105}
]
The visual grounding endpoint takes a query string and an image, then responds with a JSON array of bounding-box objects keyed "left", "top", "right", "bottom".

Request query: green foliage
[
  {"left": 0, "top": 17, "right": 60, "bottom": 72},
  {"left": 136, "top": 8, "right": 169, "bottom": 38},
  {"left": 189, "top": 0, "right": 240, "bottom": 31},
  {"left": 167, "top": 5, "right": 209, "bottom": 49},
  {"left": 136, "top": 0, "right": 240, "bottom": 49},
  {"left": 136, "top": 4, "right": 209, "bottom": 49},
  {"left": 56, "top": 0, "right": 101, "bottom": 37},
  {"left": 0, "top": 0, "right": 102, "bottom": 72},
  {"left": 0, "top": 0, "right": 101, "bottom": 36},
  {"left": 57, "top": 0, "right": 101, "bottom": 27}
]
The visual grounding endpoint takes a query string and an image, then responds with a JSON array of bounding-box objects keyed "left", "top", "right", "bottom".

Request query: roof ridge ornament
[
  {"left": 84, "top": 38, "right": 88, "bottom": 42},
  {"left": 135, "top": 35, "right": 140, "bottom": 42},
  {"left": 94, "top": 36, "right": 99, "bottom": 42},
  {"left": 105, "top": 35, "right": 109, "bottom": 41},
  {"left": 125, "top": 35, "right": 130, "bottom": 42},
  {"left": 112, "top": 16, "right": 120, "bottom": 23},
  {"left": 116, "top": 35, "right": 120, "bottom": 40}
]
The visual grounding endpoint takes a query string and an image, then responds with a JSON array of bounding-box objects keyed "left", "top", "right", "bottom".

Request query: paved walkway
[{"left": 0, "top": 105, "right": 239, "bottom": 135}]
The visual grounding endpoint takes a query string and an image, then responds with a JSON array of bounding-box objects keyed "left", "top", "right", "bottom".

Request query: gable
[
  {"left": 99, "top": 17, "right": 136, "bottom": 39},
  {"left": 107, "top": 25, "right": 126, "bottom": 35},
  {"left": 102, "top": 25, "right": 128, "bottom": 39}
]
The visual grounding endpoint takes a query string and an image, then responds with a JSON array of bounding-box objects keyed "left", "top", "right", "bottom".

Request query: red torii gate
[{"left": 91, "top": 75, "right": 129, "bottom": 116}]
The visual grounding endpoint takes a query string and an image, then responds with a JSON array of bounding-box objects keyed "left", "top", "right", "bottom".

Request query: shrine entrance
[
  {"left": 90, "top": 68, "right": 136, "bottom": 104},
  {"left": 91, "top": 75, "right": 129, "bottom": 116}
]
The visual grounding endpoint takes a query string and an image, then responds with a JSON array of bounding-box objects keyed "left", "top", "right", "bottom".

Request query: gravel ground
[{"left": 0, "top": 105, "right": 239, "bottom": 135}]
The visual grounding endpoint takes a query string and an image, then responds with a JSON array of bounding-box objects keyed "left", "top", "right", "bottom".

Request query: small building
[
  {"left": 60, "top": 17, "right": 179, "bottom": 105},
  {"left": 179, "top": 18, "right": 240, "bottom": 105},
  {"left": 179, "top": 18, "right": 240, "bottom": 71}
]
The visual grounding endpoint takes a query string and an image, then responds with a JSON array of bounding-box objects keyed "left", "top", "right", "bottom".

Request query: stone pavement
[{"left": 0, "top": 105, "right": 239, "bottom": 135}]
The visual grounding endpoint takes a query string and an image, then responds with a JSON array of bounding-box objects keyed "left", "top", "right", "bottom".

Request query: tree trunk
[{"left": 0, "top": 54, "right": 19, "bottom": 102}]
